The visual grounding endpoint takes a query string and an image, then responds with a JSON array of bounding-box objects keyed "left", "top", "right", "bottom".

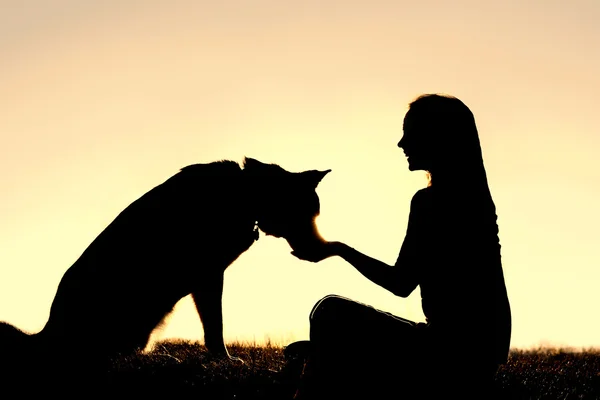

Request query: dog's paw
[
  {"left": 208, "top": 349, "right": 246, "bottom": 365},
  {"left": 227, "top": 355, "right": 246, "bottom": 365}
]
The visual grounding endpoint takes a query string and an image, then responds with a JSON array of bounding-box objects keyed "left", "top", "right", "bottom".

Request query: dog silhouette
[{"left": 0, "top": 157, "right": 330, "bottom": 377}]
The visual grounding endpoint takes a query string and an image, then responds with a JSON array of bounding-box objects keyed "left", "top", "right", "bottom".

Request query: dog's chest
[
  {"left": 217, "top": 218, "right": 258, "bottom": 251},
  {"left": 188, "top": 213, "right": 258, "bottom": 260}
]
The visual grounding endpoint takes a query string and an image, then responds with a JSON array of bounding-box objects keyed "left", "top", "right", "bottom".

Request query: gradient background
[{"left": 1, "top": 0, "right": 599, "bottom": 350}]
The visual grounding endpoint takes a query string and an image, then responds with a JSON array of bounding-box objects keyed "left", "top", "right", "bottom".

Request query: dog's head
[{"left": 243, "top": 157, "right": 330, "bottom": 252}]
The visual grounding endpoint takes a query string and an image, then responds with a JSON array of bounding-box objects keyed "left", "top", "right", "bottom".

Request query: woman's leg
[
  {"left": 306, "top": 295, "right": 423, "bottom": 398},
  {"left": 310, "top": 294, "right": 419, "bottom": 357}
]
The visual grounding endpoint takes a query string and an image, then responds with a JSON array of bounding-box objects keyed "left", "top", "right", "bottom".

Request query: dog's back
[{"left": 40, "top": 160, "right": 257, "bottom": 355}]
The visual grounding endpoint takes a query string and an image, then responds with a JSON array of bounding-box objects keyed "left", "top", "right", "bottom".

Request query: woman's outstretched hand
[{"left": 291, "top": 241, "right": 341, "bottom": 263}]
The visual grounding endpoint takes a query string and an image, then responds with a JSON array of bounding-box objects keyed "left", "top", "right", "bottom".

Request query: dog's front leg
[{"left": 191, "top": 272, "right": 244, "bottom": 364}]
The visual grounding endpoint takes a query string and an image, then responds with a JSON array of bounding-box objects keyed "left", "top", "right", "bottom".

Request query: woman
[{"left": 288, "top": 94, "right": 512, "bottom": 399}]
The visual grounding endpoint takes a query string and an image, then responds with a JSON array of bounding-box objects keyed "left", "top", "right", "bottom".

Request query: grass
[
  {"left": 108, "top": 340, "right": 293, "bottom": 398},
  {"left": 106, "top": 340, "right": 600, "bottom": 399},
  {"left": 495, "top": 347, "right": 600, "bottom": 399}
]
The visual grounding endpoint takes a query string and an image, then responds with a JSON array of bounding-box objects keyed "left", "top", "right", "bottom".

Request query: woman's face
[{"left": 397, "top": 113, "right": 432, "bottom": 172}]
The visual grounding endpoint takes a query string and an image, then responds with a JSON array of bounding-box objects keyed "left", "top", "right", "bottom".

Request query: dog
[{"left": 0, "top": 157, "right": 330, "bottom": 373}]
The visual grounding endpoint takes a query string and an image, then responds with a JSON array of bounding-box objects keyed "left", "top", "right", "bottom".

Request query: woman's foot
[{"left": 283, "top": 340, "right": 312, "bottom": 361}]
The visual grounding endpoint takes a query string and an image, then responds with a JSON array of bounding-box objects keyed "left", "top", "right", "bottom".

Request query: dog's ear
[
  {"left": 302, "top": 169, "right": 331, "bottom": 188},
  {"left": 243, "top": 157, "right": 263, "bottom": 169}
]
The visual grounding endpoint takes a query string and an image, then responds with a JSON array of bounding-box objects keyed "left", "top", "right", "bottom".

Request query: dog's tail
[
  {"left": 1, "top": 320, "right": 37, "bottom": 348},
  {"left": 0, "top": 321, "right": 60, "bottom": 390},
  {"left": 0, "top": 320, "right": 32, "bottom": 344},
  {"left": 0, "top": 321, "right": 40, "bottom": 373}
]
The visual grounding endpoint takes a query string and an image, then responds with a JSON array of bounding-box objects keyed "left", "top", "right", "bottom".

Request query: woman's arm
[
  {"left": 291, "top": 189, "right": 427, "bottom": 298},
  {"left": 332, "top": 241, "right": 418, "bottom": 297},
  {"left": 292, "top": 240, "right": 417, "bottom": 297}
]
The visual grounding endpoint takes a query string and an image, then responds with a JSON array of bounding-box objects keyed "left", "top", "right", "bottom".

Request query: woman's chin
[{"left": 408, "top": 163, "right": 426, "bottom": 172}]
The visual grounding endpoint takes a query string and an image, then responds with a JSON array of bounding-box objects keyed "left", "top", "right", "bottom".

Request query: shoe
[{"left": 283, "top": 340, "right": 312, "bottom": 361}]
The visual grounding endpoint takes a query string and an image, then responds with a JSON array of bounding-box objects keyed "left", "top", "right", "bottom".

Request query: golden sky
[{"left": 1, "top": 0, "right": 599, "bottom": 350}]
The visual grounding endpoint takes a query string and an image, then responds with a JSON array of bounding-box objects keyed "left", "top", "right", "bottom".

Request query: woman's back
[{"left": 413, "top": 186, "right": 512, "bottom": 364}]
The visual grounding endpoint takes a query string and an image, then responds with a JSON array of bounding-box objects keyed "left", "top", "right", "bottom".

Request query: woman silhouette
[{"left": 289, "top": 94, "right": 512, "bottom": 399}]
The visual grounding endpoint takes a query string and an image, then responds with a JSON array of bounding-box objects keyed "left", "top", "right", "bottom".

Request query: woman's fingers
[{"left": 291, "top": 241, "right": 337, "bottom": 262}]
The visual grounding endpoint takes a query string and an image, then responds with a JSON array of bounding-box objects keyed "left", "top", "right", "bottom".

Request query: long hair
[{"left": 406, "top": 94, "right": 489, "bottom": 189}]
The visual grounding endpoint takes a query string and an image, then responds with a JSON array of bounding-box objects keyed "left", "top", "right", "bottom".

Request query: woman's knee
[{"left": 309, "top": 294, "right": 354, "bottom": 324}]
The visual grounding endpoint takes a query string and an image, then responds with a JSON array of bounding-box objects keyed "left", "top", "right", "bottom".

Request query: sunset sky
[{"left": 1, "top": 0, "right": 599, "bottom": 350}]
